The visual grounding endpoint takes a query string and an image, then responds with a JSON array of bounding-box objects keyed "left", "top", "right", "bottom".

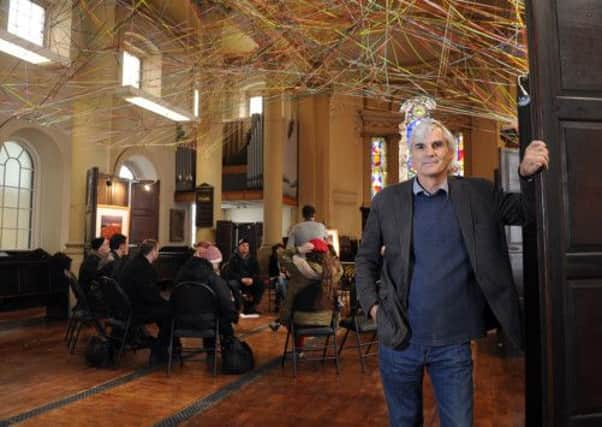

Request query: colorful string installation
[
  {"left": 370, "top": 137, "right": 387, "bottom": 197},
  {"left": 0, "top": 0, "right": 527, "bottom": 150}
]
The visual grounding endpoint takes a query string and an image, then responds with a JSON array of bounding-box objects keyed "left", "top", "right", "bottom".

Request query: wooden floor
[{"left": 0, "top": 308, "right": 525, "bottom": 426}]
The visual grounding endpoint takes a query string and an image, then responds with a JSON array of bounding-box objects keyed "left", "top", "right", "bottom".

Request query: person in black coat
[
  {"left": 224, "top": 238, "right": 265, "bottom": 315},
  {"left": 355, "top": 118, "right": 549, "bottom": 426},
  {"left": 103, "top": 233, "right": 129, "bottom": 280},
  {"left": 78, "top": 237, "right": 111, "bottom": 296},
  {"left": 175, "top": 246, "right": 239, "bottom": 347},
  {"left": 119, "top": 239, "right": 172, "bottom": 357}
]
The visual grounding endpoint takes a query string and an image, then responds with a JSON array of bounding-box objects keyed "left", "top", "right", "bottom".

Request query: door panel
[
  {"left": 130, "top": 182, "right": 160, "bottom": 244},
  {"left": 527, "top": 0, "right": 602, "bottom": 425}
]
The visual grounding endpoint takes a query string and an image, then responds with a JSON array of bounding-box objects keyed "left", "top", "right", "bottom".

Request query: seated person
[
  {"left": 102, "top": 233, "right": 129, "bottom": 280},
  {"left": 269, "top": 243, "right": 289, "bottom": 310},
  {"left": 193, "top": 241, "right": 223, "bottom": 273},
  {"left": 270, "top": 239, "right": 342, "bottom": 351},
  {"left": 223, "top": 238, "right": 265, "bottom": 316},
  {"left": 119, "top": 239, "right": 173, "bottom": 363},
  {"left": 175, "top": 243, "right": 238, "bottom": 352},
  {"left": 78, "top": 237, "right": 111, "bottom": 296}
]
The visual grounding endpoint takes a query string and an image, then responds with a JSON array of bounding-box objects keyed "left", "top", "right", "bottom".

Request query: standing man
[
  {"left": 355, "top": 118, "right": 549, "bottom": 426},
  {"left": 286, "top": 205, "right": 329, "bottom": 249},
  {"left": 224, "top": 238, "right": 265, "bottom": 316}
]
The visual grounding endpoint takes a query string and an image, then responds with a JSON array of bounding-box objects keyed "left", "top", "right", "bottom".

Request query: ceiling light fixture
[
  {"left": 0, "top": 37, "right": 50, "bottom": 63},
  {"left": 120, "top": 87, "right": 194, "bottom": 122},
  {"left": 0, "top": 30, "right": 68, "bottom": 65}
]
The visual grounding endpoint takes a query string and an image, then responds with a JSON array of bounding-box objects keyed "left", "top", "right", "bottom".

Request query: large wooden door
[
  {"left": 526, "top": 1, "right": 602, "bottom": 425},
  {"left": 129, "top": 181, "right": 160, "bottom": 244}
]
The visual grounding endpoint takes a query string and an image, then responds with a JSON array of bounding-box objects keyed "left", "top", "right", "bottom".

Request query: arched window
[
  {"left": 0, "top": 141, "right": 34, "bottom": 249},
  {"left": 118, "top": 164, "right": 135, "bottom": 181}
]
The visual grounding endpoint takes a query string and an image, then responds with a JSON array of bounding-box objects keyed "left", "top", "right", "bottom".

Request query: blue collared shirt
[{"left": 412, "top": 177, "right": 449, "bottom": 197}]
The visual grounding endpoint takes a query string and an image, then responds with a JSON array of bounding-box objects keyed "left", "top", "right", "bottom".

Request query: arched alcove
[{"left": 2, "top": 126, "right": 70, "bottom": 253}]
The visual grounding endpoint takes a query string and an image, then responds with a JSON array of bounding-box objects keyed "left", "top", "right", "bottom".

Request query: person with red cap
[{"left": 269, "top": 238, "right": 342, "bottom": 353}]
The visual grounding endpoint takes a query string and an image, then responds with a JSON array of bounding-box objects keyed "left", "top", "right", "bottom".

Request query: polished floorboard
[{"left": 0, "top": 308, "right": 525, "bottom": 426}]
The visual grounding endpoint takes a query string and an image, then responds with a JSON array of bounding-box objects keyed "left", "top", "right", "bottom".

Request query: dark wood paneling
[
  {"left": 129, "top": 182, "right": 160, "bottom": 244},
  {"left": 569, "top": 414, "right": 602, "bottom": 427},
  {"left": 566, "top": 254, "right": 602, "bottom": 279},
  {"left": 84, "top": 168, "right": 98, "bottom": 246},
  {"left": 557, "top": 0, "right": 602, "bottom": 92},
  {"left": 0, "top": 265, "right": 19, "bottom": 296},
  {"left": 562, "top": 123, "right": 602, "bottom": 250},
  {"left": 568, "top": 281, "right": 602, "bottom": 415},
  {"left": 96, "top": 175, "right": 129, "bottom": 207},
  {"left": 527, "top": 0, "right": 602, "bottom": 424}
]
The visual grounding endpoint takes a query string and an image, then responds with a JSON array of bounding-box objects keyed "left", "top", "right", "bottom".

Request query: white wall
[
  {"left": 223, "top": 204, "right": 292, "bottom": 240},
  {"left": 223, "top": 206, "right": 263, "bottom": 223}
]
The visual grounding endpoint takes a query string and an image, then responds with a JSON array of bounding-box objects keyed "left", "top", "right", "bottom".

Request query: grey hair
[
  {"left": 409, "top": 118, "right": 456, "bottom": 152},
  {"left": 409, "top": 118, "right": 459, "bottom": 174}
]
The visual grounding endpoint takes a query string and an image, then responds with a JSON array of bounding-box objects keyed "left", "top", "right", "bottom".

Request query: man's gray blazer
[{"left": 355, "top": 176, "right": 535, "bottom": 350}]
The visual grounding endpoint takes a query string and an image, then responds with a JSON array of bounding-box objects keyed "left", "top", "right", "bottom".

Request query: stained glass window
[
  {"left": 454, "top": 132, "right": 465, "bottom": 176},
  {"left": 371, "top": 137, "right": 387, "bottom": 197}
]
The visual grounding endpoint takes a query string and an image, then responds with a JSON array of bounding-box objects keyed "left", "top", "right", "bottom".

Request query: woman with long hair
[{"left": 269, "top": 239, "right": 342, "bottom": 352}]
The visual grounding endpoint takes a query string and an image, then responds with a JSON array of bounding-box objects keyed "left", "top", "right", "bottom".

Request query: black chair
[
  {"left": 98, "top": 276, "right": 148, "bottom": 364},
  {"left": 338, "top": 280, "right": 378, "bottom": 373},
  {"left": 280, "top": 285, "right": 341, "bottom": 377},
  {"left": 168, "top": 281, "right": 220, "bottom": 376},
  {"left": 267, "top": 277, "right": 282, "bottom": 313},
  {"left": 64, "top": 272, "right": 105, "bottom": 353}
]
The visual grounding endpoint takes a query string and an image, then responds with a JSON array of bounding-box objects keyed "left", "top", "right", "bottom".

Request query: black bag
[
  {"left": 221, "top": 337, "right": 254, "bottom": 374},
  {"left": 85, "top": 335, "right": 113, "bottom": 368}
]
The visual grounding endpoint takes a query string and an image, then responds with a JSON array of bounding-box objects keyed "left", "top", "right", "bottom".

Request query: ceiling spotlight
[{"left": 144, "top": 183, "right": 151, "bottom": 191}]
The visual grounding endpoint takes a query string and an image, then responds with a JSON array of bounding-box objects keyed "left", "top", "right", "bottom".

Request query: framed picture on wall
[
  {"left": 170, "top": 209, "right": 186, "bottom": 242},
  {"left": 96, "top": 205, "right": 130, "bottom": 240}
]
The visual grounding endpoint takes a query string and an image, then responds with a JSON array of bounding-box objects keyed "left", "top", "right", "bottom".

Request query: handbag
[{"left": 221, "top": 336, "right": 255, "bottom": 374}]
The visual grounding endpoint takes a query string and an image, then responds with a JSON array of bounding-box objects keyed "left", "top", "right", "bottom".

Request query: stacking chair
[
  {"left": 168, "top": 281, "right": 220, "bottom": 376},
  {"left": 338, "top": 280, "right": 378, "bottom": 373},
  {"left": 281, "top": 309, "right": 340, "bottom": 377},
  {"left": 98, "top": 276, "right": 147, "bottom": 364},
  {"left": 267, "top": 276, "right": 285, "bottom": 313},
  {"left": 280, "top": 283, "right": 341, "bottom": 377},
  {"left": 64, "top": 272, "right": 105, "bottom": 353}
]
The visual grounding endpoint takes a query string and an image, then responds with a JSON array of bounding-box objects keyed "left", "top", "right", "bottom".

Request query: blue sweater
[{"left": 408, "top": 190, "right": 486, "bottom": 346}]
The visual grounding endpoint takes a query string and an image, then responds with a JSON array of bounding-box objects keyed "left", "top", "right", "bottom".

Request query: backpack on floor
[
  {"left": 85, "top": 335, "right": 114, "bottom": 368},
  {"left": 221, "top": 337, "right": 255, "bottom": 374}
]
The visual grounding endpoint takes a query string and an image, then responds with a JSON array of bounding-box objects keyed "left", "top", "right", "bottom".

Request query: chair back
[
  {"left": 172, "top": 281, "right": 218, "bottom": 329},
  {"left": 293, "top": 279, "right": 333, "bottom": 313},
  {"left": 67, "top": 272, "right": 91, "bottom": 311},
  {"left": 98, "top": 276, "right": 131, "bottom": 321}
]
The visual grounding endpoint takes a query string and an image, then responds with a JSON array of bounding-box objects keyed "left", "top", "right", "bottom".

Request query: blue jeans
[
  {"left": 275, "top": 277, "right": 288, "bottom": 301},
  {"left": 379, "top": 341, "right": 473, "bottom": 427}
]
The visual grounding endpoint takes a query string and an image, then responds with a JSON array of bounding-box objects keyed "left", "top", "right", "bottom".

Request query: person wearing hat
[
  {"left": 175, "top": 242, "right": 238, "bottom": 353},
  {"left": 269, "top": 239, "right": 342, "bottom": 344},
  {"left": 223, "top": 238, "right": 264, "bottom": 316},
  {"left": 193, "top": 241, "right": 223, "bottom": 273}
]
